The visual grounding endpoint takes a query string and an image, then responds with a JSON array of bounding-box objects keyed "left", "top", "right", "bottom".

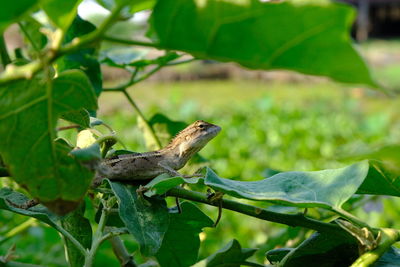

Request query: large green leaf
[
  {"left": 109, "top": 181, "right": 170, "bottom": 256},
  {"left": 194, "top": 239, "right": 258, "bottom": 267},
  {"left": 41, "top": 0, "right": 82, "bottom": 30},
  {"left": 0, "top": 70, "right": 98, "bottom": 214},
  {"left": 151, "top": 0, "right": 377, "bottom": 87},
  {"left": 204, "top": 161, "right": 369, "bottom": 209},
  {"left": 0, "top": 1, "right": 39, "bottom": 32},
  {"left": 357, "top": 160, "right": 400, "bottom": 197},
  {"left": 155, "top": 202, "right": 214, "bottom": 267},
  {"left": 278, "top": 232, "right": 358, "bottom": 267},
  {"left": 0, "top": 188, "right": 59, "bottom": 229}
]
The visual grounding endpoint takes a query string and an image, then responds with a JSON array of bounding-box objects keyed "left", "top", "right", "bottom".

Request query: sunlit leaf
[
  {"left": 151, "top": 0, "right": 377, "bottom": 87},
  {"left": 0, "top": 70, "right": 97, "bottom": 214},
  {"left": 41, "top": 0, "right": 82, "bottom": 30},
  {"left": 204, "top": 161, "right": 369, "bottom": 209}
]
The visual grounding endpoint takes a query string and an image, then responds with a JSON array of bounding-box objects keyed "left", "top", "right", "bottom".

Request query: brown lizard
[{"left": 93, "top": 120, "right": 221, "bottom": 186}]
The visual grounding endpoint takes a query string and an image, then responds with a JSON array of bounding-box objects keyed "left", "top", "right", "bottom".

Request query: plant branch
[
  {"left": 166, "top": 187, "right": 352, "bottom": 237},
  {"left": 83, "top": 202, "right": 108, "bottom": 267},
  {"left": 0, "top": 34, "right": 11, "bottom": 68},
  {"left": 122, "top": 90, "right": 162, "bottom": 149},
  {"left": 108, "top": 235, "right": 137, "bottom": 267},
  {"left": 103, "top": 35, "right": 160, "bottom": 48},
  {"left": 0, "top": 2, "right": 125, "bottom": 85},
  {"left": 350, "top": 228, "right": 400, "bottom": 267}
]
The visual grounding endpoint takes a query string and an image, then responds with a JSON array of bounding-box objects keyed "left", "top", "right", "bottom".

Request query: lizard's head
[
  {"left": 184, "top": 120, "right": 221, "bottom": 147},
  {"left": 167, "top": 120, "right": 221, "bottom": 158}
]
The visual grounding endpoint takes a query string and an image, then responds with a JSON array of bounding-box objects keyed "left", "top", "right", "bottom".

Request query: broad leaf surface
[
  {"left": 155, "top": 202, "right": 214, "bottom": 267},
  {"left": 20, "top": 17, "right": 48, "bottom": 52},
  {"left": 0, "top": 1, "right": 39, "bottom": 32},
  {"left": 279, "top": 232, "right": 358, "bottom": 267},
  {"left": 61, "top": 203, "right": 92, "bottom": 267},
  {"left": 151, "top": 0, "right": 377, "bottom": 87},
  {"left": 109, "top": 181, "right": 169, "bottom": 256},
  {"left": 194, "top": 239, "right": 257, "bottom": 267},
  {"left": 373, "top": 247, "right": 400, "bottom": 267},
  {"left": 0, "top": 187, "right": 59, "bottom": 229},
  {"left": 61, "top": 108, "right": 91, "bottom": 128},
  {"left": 357, "top": 160, "right": 400, "bottom": 197},
  {"left": 41, "top": 0, "right": 82, "bottom": 30},
  {"left": 204, "top": 161, "right": 369, "bottom": 209},
  {"left": 0, "top": 70, "right": 97, "bottom": 214}
]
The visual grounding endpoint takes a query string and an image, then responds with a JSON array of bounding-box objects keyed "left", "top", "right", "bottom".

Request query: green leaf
[
  {"left": 109, "top": 181, "right": 170, "bottom": 256},
  {"left": 19, "top": 17, "right": 48, "bottom": 52},
  {"left": 373, "top": 247, "right": 400, "bottom": 267},
  {"left": 356, "top": 160, "right": 400, "bottom": 197},
  {"left": 61, "top": 108, "right": 91, "bottom": 128},
  {"left": 61, "top": 203, "right": 92, "bottom": 267},
  {"left": 0, "top": 70, "right": 98, "bottom": 214},
  {"left": 99, "top": 47, "right": 147, "bottom": 68},
  {"left": 204, "top": 161, "right": 369, "bottom": 209},
  {"left": 194, "top": 239, "right": 257, "bottom": 267},
  {"left": 279, "top": 232, "right": 358, "bottom": 267},
  {"left": 0, "top": 1, "right": 39, "bottom": 32},
  {"left": 0, "top": 188, "right": 60, "bottom": 229},
  {"left": 155, "top": 202, "right": 214, "bottom": 267},
  {"left": 57, "top": 16, "right": 103, "bottom": 96},
  {"left": 151, "top": 0, "right": 377, "bottom": 87},
  {"left": 144, "top": 175, "right": 202, "bottom": 197},
  {"left": 41, "top": 0, "right": 82, "bottom": 30},
  {"left": 70, "top": 143, "right": 101, "bottom": 162}
]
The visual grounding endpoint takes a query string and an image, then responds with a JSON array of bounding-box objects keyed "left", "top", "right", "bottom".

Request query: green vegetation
[{"left": 1, "top": 0, "right": 400, "bottom": 266}]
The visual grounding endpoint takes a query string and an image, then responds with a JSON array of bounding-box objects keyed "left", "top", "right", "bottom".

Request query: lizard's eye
[{"left": 198, "top": 124, "right": 206, "bottom": 129}]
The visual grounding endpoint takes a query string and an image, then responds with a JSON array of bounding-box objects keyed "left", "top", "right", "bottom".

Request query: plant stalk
[{"left": 166, "top": 187, "right": 352, "bottom": 237}]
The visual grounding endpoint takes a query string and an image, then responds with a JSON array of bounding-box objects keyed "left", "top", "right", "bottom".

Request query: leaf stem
[
  {"left": 83, "top": 203, "right": 108, "bottom": 267},
  {"left": 166, "top": 187, "right": 352, "bottom": 237},
  {"left": 108, "top": 235, "right": 137, "bottom": 267},
  {"left": 103, "top": 35, "right": 160, "bottom": 48},
  {"left": 122, "top": 90, "right": 162, "bottom": 149},
  {"left": 350, "top": 228, "right": 400, "bottom": 267}
]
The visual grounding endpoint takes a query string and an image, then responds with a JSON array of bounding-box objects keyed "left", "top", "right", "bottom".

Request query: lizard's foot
[
  {"left": 7, "top": 199, "right": 39, "bottom": 210},
  {"left": 136, "top": 186, "right": 151, "bottom": 206},
  {"left": 206, "top": 189, "right": 224, "bottom": 227}
]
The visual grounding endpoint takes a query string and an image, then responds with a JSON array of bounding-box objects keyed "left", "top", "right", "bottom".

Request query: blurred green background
[{"left": 1, "top": 40, "right": 400, "bottom": 266}]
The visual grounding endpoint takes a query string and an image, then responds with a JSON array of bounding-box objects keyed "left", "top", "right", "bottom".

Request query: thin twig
[
  {"left": 56, "top": 125, "right": 80, "bottom": 131},
  {"left": 103, "top": 35, "right": 160, "bottom": 48},
  {"left": 122, "top": 90, "right": 162, "bottom": 149}
]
